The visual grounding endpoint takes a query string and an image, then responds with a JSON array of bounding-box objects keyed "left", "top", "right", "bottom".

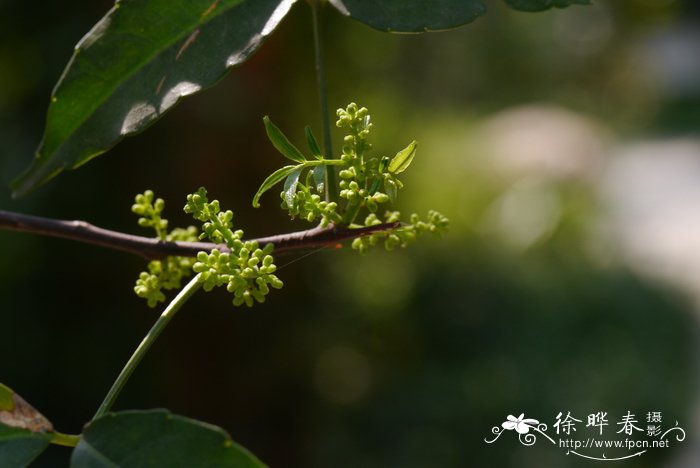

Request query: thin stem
[
  {"left": 92, "top": 275, "right": 202, "bottom": 420},
  {"left": 303, "top": 158, "right": 345, "bottom": 166},
  {"left": 49, "top": 431, "right": 81, "bottom": 448},
  {"left": 311, "top": 0, "right": 337, "bottom": 202}
]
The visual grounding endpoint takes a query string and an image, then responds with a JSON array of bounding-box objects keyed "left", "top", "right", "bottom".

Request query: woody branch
[{"left": 0, "top": 209, "right": 399, "bottom": 259}]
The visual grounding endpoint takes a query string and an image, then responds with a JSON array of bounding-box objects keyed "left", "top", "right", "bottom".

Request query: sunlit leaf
[
  {"left": 70, "top": 409, "right": 264, "bottom": 467},
  {"left": 283, "top": 168, "right": 302, "bottom": 208},
  {"left": 384, "top": 177, "right": 397, "bottom": 203},
  {"left": 328, "top": 0, "right": 485, "bottom": 32},
  {"left": 305, "top": 126, "right": 323, "bottom": 160},
  {"left": 252, "top": 164, "right": 299, "bottom": 208},
  {"left": 12, "top": 0, "right": 298, "bottom": 197},
  {"left": 263, "top": 116, "right": 307, "bottom": 164},
  {"left": 388, "top": 140, "right": 417, "bottom": 174},
  {"left": 313, "top": 164, "right": 325, "bottom": 194}
]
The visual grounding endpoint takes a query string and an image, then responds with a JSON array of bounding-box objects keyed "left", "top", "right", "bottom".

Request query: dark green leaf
[
  {"left": 0, "top": 424, "right": 52, "bottom": 468},
  {"left": 384, "top": 177, "right": 398, "bottom": 203},
  {"left": 503, "top": 0, "right": 590, "bottom": 12},
  {"left": 264, "top": 116, "right": 307, "bottom": 164},
  {"left": 71, "top": 409, "right": 264, "bottom": 467},
  {"left": 328, "top": 0, "right": 485, "bottom": 32},
  {"left": 0, "top": 383, "right": 53, "bottom": 468},
  {"left": 313, "top": 164, "right": 325, "bottom": 194},
  {"left": 252, "top": 164, "right": 299, "bottom": 208},
  {"left": 283, "top": 168, "right": 302, "bottom": 208},
  {"left": 388, "top": 140, "right": 417, "bottom": 174},
  {"left": 12, "top": 0, "right": 297, "bottom": 197},
  {"left": 305, "top": 126, "right": 323, "bottom": 160}
]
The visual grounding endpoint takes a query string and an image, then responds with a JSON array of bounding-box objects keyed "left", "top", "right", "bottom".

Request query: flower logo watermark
[
  {"left": 484, "top": 410, "right": 686, "bottom": 462},
  {"left": 486, "top": 413, "right": 556, "bottom": 447},
  {"left": 502, "top": 413, "right": 539, "bottom": 434}
]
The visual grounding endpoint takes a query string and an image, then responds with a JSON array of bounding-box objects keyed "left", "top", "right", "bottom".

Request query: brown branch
[{"left": 0, "top": 209, "right": 399, "bottom": 259}]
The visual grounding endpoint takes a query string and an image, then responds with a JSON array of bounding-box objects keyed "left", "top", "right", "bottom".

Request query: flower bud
[{"left": 372, "top": 192, "right": 390, "bottom": 204}]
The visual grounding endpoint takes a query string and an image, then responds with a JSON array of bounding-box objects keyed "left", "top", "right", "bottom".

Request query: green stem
[
  {"left": 311, "top": 0, "right": 337, "bottom": 203},
  {"left": 209, "top": 213, "right": 239, "bottom": 248},
  {"left": 50, "top": 431, "right": 81, "bottom": 448},
  {"left": 92, "top": 275, "right": 202, "bottom": 420},
  {"left": 342, "top": 200, "right": 363, "bottom": 225},
  {"left": 304, "top": 159, "right": 345, "bottom": 167}
]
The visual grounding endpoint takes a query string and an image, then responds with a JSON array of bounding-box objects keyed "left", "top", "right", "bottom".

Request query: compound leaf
[{"left": 12, "top": 0, "right": 297, "bottom": 197}]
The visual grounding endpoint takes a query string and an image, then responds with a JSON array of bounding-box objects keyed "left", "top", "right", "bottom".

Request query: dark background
[{"left": 1, "top": 1, "right": 699, "bottom": 466}]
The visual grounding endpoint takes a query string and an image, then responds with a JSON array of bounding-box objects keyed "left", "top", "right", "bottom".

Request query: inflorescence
[
  {"left": 132, "top": 103, "right": 448, "bottom": 309},
  {"left": 255, "top": 102, "right": 449, "bottom": 254}
]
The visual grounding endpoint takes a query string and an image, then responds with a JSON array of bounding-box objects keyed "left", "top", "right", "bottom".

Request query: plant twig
[
  {"left": 0, "top": 209, "right": 399, "bottom": 259},
  {"left": 92, "top": 275, "right": 202, "bottom": 420}
]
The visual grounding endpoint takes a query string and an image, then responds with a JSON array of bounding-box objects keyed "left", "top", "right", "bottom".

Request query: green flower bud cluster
[
  {"left": 351, "top": 210, "right": 450, "bottom": 254},
  {"left": 255, "top": 102, "right": 448, "bottom": 256},
  {"left": 132, "top": 191, "right": 199, "bottom": 308},
  {"left": 185, "top": 187, "right": 283, "bottom": 307},
  {"left": 135, "top": 254, "right": 196, "bottom": 308},
  {"left": 132, "top": 190, "right": 168, "bottom": 240},
  {"left": 193, "top": 244, "right": 283, "bottom": 307},
  {"left": 281, "top": 181, "right": 342, "bottom": 227},
  {"left": 336, "top": 102, "right": 372, "bottom": 159},
  {"left": 334, "top": 103, "right": 416, "bottom": 225},
  {"left": 338, "top": 175, "right": 393, "bottom": 213},
  {"left": 184, "top": 187, "right": 239, "bottom": 246}
]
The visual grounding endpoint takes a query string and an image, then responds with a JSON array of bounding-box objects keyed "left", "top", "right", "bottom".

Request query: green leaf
[
  {"left": 305, "top": 126, "right": 323, "bottom": 160},
  {"left": 0, "top": 424, "right": 52, "bottom": 468},
  {"left": 0, "top": 383, "right": 54, "bottom": 467},
  {"left": 313, "top": 164, "right": 325, "bottom": 194},
  {"left": 384, "top": 177, "right": 398, "bottom": 203},
  {"left": 12, "top": 0, "right": 298, "bottom": 197},
  {"left": 263, "top": 116, "right": 307, "bottom": 164},
  {"left": 328, "top": 0, "right": 485, "bottom": 32},
  {"left": 252, "top": 164, "right": 299, "bottom": 208},
  {"left": 71, "top": 409, "right": 265, "bottom": 467},
  {"left": 283, "top": 168, "right": 302, "bottom": 208},
  {"left": 0, "top": 384, "right": 53, "bottom": 433},
  {"left": 388, "top": 140, "right": 417, "bottom": 174},
  {"left": 503, "top": 0, "right": 590, "bottom": 12},
  {"left": 0, "top": 384, "right": 12, "bottom": 411}
]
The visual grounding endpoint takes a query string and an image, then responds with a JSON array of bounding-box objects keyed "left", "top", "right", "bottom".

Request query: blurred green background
[{"left": 1, "top": 0, "right": 700, "bottom": 466}]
